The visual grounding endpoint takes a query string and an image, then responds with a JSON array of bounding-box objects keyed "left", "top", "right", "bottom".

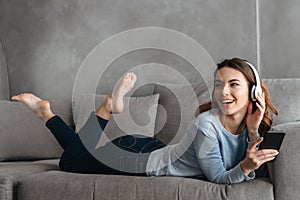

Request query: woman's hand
[
  {"left": 240, "top": 137, "right": 279, "bottom": 175},
  {"left": 246, "top": 92, "right": 266, "bottom": 141}
]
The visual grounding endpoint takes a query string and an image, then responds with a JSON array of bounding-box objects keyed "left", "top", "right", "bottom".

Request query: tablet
[{"left": 259, "top": 130, "right": 286, "bottom": 151}]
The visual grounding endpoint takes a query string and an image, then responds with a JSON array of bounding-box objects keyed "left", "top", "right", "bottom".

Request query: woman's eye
[
  {"left": 214, "top": 82, "right": 222, "bottom": 88},
  {"left": 231, "top": 83, "right": 239, "bottom": 87}
]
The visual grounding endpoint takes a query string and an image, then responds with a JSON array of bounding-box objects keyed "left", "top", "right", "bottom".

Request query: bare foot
[
  {"left": 11, "top": 93, "right": 55, "bottom": 122},
  {"left": 110, "top": 72, "right": 137, "bottom": 113},
  {"left": 96, "top": 72, "right": 137, "bottom": 119}
]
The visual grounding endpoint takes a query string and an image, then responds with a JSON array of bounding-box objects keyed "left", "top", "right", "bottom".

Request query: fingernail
[{"left": 274, "top": 150, "right": 279, "bottom": 154}]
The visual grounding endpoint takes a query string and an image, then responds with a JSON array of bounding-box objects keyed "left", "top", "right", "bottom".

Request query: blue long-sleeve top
[{"left": 146, "top": 109, "right": 258, "bottom": 184}]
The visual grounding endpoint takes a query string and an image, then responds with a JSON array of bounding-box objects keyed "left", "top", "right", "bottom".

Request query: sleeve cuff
[
  {"left": 238, "top": 164, "right": 255, "bottom": 180},
  {"left": 247, "top": 170, "right": 256, "bottom": 179},
  {"left": 246, "top": 136, "right": 261, "bottom": 147}
]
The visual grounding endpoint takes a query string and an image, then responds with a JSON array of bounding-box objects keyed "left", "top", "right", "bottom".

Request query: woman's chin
[{"left": 219, "top": 106, "right": 231, "bottom": 115}]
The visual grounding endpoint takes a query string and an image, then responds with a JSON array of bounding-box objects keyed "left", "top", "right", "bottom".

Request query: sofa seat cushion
[
  {"left": 0, "top": 159, "right": 59, "bottom": 200},
  {"left": 18, "top": 170, "right": 273, "bottom": 200},
  {"left": 19, "top": 171, "right": 221, "bottom": 200},
  {"left": 178, "top": 177, "right": 273, "bottom": 200},
  {"left": 93, "top": 175, "right": 188, "bottom": 200},
  {"left": 19, "top": 171, "right": 99, "bottom": 200},
  {"left": 226, "top": 178, "right": 273, "bottom": 200}
]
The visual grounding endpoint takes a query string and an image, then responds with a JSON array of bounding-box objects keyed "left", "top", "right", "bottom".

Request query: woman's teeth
[{"left": 222, "top": 99, "right": 234, "bottom": 104}]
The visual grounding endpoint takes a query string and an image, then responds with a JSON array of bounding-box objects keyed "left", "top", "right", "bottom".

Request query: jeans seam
[
  {"left": 116, "top": 136, "right": 140, "bottom": 153},
  {"left": 117, "top": 136, "right": 137, "bottom": 148}
]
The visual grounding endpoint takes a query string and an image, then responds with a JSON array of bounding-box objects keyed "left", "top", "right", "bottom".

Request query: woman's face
[{"left": 214, "top": 66, "right": 250, "bottom": 117}]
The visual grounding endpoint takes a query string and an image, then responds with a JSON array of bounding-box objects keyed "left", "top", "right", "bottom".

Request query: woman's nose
[{"left": 222, "top": 85, "right": 230, "bottom": 96}]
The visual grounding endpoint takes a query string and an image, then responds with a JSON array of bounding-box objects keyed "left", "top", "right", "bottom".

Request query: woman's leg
[
  {"left": 112, "top": 135, "right": 166, "bottom": 153},
  {"left": 11, "top": 73, "right": 141, "bottom": 174},
  {"left": 11, "top": 93, "right": 124, "bottom": 174},
  {"left": 10, "top": 70, "right": 137, "bottom": 151},
  {"left": 11, "top": 93, "right": 75, "bottom": 149}
]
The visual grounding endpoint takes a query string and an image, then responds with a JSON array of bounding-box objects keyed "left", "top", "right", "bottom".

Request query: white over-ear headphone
[{"left": 244, "top": 61, "right": 262, "bottom": 101}]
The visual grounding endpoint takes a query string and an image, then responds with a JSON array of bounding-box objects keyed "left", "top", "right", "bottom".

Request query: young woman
[{"left": 12, "top": 58, "right": 278, "bottom": 184}]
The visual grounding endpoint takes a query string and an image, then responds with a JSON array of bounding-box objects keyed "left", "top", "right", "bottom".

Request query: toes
[
  {"left": 11, "top": 95, "right": 21, "bottom": 101},
  {"left": 131, "top": 72, "right": 136, "bottom": 78},
  {"left": 125, "top": 72, "right": 136, "bottom": 81},
  {"left": 131, "top": 73, "right": 137, "bottom": 82},
  {"left": 11, "top": 93, "right": 40, "bottom": 102},
  {"left": 11, "top": 93, "right": 25, "bottom": 100},
  {"left": 128, "top": 72, "right": 136, "bottom": 81}
]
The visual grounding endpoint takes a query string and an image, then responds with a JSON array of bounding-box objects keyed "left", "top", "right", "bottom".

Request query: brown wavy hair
[{"left": 199, "top": 58, "right": 278, "bottom": 135}]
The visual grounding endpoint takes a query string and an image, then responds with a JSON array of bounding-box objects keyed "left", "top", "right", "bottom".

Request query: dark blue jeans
[{"left": 46, "top": 112, "right": 165, "bottom": 175}]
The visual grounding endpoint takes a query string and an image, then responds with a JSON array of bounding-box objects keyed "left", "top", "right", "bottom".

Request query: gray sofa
[{"left": 0, "top": 78, "right": 300, "bottom": 200}]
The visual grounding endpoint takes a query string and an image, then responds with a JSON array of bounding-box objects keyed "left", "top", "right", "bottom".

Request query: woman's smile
[
  {"left": 214, "top": 67, "right": 250, "bottom": 117},
  {"left": 221, "top": 99, "right": 235, "bottom": 104}
]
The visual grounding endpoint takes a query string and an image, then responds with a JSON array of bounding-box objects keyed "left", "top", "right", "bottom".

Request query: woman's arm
[
  {"left": 243, "top": 92, "right": 279, "bottom": 175},
  {"left": 194, "top": 128, "right": 254, "bottom": 184}
]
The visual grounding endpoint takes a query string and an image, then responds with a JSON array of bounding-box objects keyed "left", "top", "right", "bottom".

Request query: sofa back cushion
[
  {"left": 263, "top": 78, "right": 300, "bottom": 126},
  {"left": 0, "top": 42, "right": 10, "bottom": 100},
  {"left": 0, "top": 100, "right": 73, "bottom": 161},
  {"left": 153, "top": 82, "right": 211, "bottom": 144}
]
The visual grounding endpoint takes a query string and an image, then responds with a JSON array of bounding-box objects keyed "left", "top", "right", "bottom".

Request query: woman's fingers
[
  {"left": 256, "top": 92, "right": 266, "bottom": 112},
  {"left": 256, "top": 149, "right": 279, "bottom": 159},
  {"left": 251, "top": 149, "right": 279, "bottom": 166}
]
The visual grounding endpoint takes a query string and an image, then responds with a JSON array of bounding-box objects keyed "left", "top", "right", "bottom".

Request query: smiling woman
[
  {"left": 214, "top": 67, "right": 251, "bottom": 120},
  {"left": 12, "top": 57, "right": 279, "bottom": 185},
  {"left": 210, "top": 58, "right": 277, "bottom": 136}
]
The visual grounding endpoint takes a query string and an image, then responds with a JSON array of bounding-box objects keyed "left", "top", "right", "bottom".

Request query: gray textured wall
[
  {"left": 0, "top": 0, "right": 298, "bottom": 102},
  {"left": 260, "top": 0, "right": 300, "bottom": 78}
]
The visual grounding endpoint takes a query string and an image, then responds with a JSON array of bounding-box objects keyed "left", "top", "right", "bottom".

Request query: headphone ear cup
[{"left": 250, "top": 85, "right": 256, "bottom": 101}]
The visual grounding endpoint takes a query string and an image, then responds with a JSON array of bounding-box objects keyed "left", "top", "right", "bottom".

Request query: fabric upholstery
[
  {"left": 0, "top": 101, "right": 66, "bottom": 161},
  {"left": 73, "top": 94, "right": 159, "bottom": 145},
  {"left": 178, "top": 178, "right": 227, "bottom": 200},
  {"left": 0, "top": 41, "right": 9, "bottom": 100},
  {"left": 0, "top": 176, "right": 12, "bottom": 200},
  {"left": 271, "top": 121, "right": 300, "bottom": 131},
  {"left": 0, "top": 159, "right": 59, "bottom": 200},
  {"left": 263, "top": 78, "right": 300, "bottom": 126},
  {"left": 18, "top": 171, "right": 100, "bottom": 200},
  {"left": 178, "top": 177, "right": 273, "bottom": 200},
  {"left": 18, "top": 171, "right": 274, "bottom": 200},
  {"left": 226, "top": 179, "right": 274, "bottom": 200},
  {"left": 94, "top": 175, "right": 182, "bottom": 200},
  {"left": 269, "top": 128, "right": 300, "bottom": 200},
  {"left": 153, "top": 82, "right": 210, "bottom": 144}
]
